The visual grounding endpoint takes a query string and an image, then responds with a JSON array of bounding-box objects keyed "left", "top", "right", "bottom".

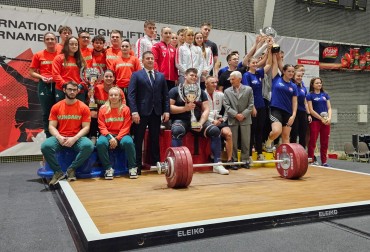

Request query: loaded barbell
[{"left": 150, "top": 143, "right": 311, "bottom": 188}]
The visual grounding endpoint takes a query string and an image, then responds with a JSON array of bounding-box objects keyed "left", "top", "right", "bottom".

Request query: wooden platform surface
[{"left": 68, "top": 166, "right": 370, "bottom": 234}]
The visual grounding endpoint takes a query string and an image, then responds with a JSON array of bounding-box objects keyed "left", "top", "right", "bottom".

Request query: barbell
[{"left": 150, "top": 143, "right": 310, "bottom": 188}]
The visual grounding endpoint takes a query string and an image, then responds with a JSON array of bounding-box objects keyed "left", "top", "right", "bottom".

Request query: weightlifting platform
[{"left": 55, "top": 164, "right": 370, "bottom": 251}]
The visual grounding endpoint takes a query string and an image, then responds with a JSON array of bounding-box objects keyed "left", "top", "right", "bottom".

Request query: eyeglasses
[
  {"left": 81, "top": 36, "right": 90, "bottom": 39},
  {"left": 66, "top": 88, "right": 78, "bottom": 92}
]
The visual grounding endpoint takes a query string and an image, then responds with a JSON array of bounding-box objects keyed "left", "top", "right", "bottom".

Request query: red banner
[{"left": 319, "top": 43, "right": 370, "bottom": 71}]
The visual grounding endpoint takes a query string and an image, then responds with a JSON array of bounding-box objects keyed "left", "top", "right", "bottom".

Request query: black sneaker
[
  {"left": 226, "top": 160, "right": 239, "bottom": 170},
  {"left": 240, "top": 161, "right": 250, "bottom": 169}
]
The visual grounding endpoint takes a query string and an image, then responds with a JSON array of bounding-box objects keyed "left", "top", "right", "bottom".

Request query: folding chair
[
  {"left": 356, "top": 142, "right": 370, "bottom": 163},
  {"left": 343, "top": 142, "right": 356, "bottom": 161}
]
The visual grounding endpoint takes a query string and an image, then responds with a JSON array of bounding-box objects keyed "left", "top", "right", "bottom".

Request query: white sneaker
[
  {"left": 213, "top": 165, "right": 229, "bottom": 175},
  {"left": 105, "top": 168, "right": 114, "bottom": 180},
  {"left": 258, "top": 154, "right": 265, "bottom": 161},
  {"left": 129, "top": 167, "right": 139, "bottom": 179}
]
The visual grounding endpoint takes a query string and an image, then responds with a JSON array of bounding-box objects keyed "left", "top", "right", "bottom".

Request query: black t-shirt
[
  {"left": 218, "top": 68, "right": 245, "bottom": 91},
  {"left": 219, "top": 70, "right": 232, "bottom": 91},
  {"left": 169, "top": 87, "right": 208, "bottom": 121},
  {"left": 204, "top": 39, "right": 218, "bottom": 57}
]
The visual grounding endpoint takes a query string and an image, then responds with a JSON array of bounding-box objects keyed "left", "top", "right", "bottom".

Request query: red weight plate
[
  {"left": 173, "top": 147, "right": 186, "bottom": 188},
  {"left": 181, "top": 146, "right": 193, "bottom": 187},
  {"left": 176, "top": 147, "right": 189, "bottom": 188},
  {"left": 275, "top": 143, "right": 300, "bottom": 179},
  {"left": 288, "top": 143, "right": 303, "bottom": 179},
  {"left": 165, "top": 147, "right": 184, "bottom": 188},
  {"left": 290, "top": 143, "right": 304, "bottom": 179},
  {"left": 165, "top": 148, "right": 177, "bottom": 188},
  {"left": 296, "top": 145, "right": 308, "bottom": 178},
  {"left": 286, "top": 143, "right": 308, "bottom": 179}
]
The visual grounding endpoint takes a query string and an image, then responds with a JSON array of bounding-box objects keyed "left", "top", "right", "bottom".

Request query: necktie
[{"left": 149, "top": 70, "right": 155, "bottom": 86}]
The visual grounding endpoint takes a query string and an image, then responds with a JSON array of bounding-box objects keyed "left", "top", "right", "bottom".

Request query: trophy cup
[
  {"left": 320, "top": 112, "right": 328, "bottom": 122},
  {"left": 261, "top": 26, "right": 280, "bottom": 53},
  {"left": 179, "top": 82, "right": 202, "bottom": 129},
  {"left": 80, "top": 67, "right": 103, "bottom": 110}
]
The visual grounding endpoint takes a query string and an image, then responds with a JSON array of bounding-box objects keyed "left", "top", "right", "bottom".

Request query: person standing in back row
[
  {"left": 29, "top": 32, "right": 59, "bottom": 138},
  {"left": 200, "top": 22, "right": 218, "bottom": 76},
  {"left": 136, "top": 20, "right": 157, "bottom": 67},
  {"left": 152, "top": 26, "right": 178, "bottom": 91},
  {"left": 175, "top": 28, "right": 203, "bottom": 87}
]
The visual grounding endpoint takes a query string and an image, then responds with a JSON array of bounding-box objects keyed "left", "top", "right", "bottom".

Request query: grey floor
[{"left": 1, "top": 159, "right": 370, "bottom": 252}]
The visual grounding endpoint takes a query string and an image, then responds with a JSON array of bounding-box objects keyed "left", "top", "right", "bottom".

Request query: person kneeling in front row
[{"left": 96, "top": 87, "right": 138, "bottom": 179}]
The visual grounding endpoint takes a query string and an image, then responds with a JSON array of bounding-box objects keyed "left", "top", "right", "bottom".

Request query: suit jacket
[
  {"left": 223, "top": 84, "right": 254, "bottom": 126},
  {"left": 128, "top": 69, "right": 170, "bottom": 117}
]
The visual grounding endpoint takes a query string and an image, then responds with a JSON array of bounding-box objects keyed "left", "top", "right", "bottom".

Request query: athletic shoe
[
  {"left": 311, "top": 161, "right": 319, "bottom": 166},
  {"left": 322, "top": 163, "right": 331, "bottom": 167},
  {"left": 66, "top": 168, "right": 76, "bottom": 182},
  {"left": 105, "top": 168, "right": 114, "bottom": 180},
  {"left": 129, "top": 167, "right": 139, "bottom": 179},
  {"left": 240, "top": 161, "right": 250, "bottom": 169},
  {"left": 265, "top": 140, "right": 274, "bottom": 153},
  {"left": 213, "top": 165, "right": 229, "bottom": 175},
  {"left": 258, "top": 154, "right": 265, "bottom": 161},
  {"left": 49, "top": 171, "right": 65, "bottom": 186},
  {"left": 226, "top": 160, "right": 239, "bottom": 170}
]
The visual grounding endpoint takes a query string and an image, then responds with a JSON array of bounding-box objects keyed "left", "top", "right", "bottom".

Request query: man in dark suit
[{"left": 128, "top": 51, "right": 170, "bottom": 174}]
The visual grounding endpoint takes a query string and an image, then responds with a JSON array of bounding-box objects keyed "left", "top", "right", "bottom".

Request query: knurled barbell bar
[{"left": 150, "top": 143, "right": 311, "bottom": 188}]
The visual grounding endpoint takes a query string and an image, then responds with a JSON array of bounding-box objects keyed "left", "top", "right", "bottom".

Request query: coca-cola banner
[{"left": 319, "top": 43, "right": 370, "bottom": 71}]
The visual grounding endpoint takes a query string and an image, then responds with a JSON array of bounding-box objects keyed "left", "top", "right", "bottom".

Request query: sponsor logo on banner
[
  {"left": 322, "top": 47, "right": 339, "bottom": 59},
  {"left": 297, "top": 59, "right": 319, "bottom": 65},
  {"left": 219, "top": 45, "right": 232, "bottom": 56}
]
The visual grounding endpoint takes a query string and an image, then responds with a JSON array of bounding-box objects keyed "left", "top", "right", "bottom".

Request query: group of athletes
[{"left": 29, "top": 20, "right": 332, "bottom": 186}]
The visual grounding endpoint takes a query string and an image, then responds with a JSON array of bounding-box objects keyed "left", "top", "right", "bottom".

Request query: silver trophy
[
  {"left": 260, "top": 26, "right": 280, "bottom": 53},
  {"left": 320, "top": 112, "right": 328, "bottom": 122},
  {"left": 80, "top": 66, "right": 103, "bottom": 109},
  {"left": 179, "top": 82, "right": 201, "bottom": 129},
  {"left": 261, "top": 26, "right": 277, "bottom": 38}
]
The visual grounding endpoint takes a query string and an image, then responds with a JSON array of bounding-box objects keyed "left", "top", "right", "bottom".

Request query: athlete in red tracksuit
[{"left": 152, "top": 27, "right": 178, "bottom": 91}]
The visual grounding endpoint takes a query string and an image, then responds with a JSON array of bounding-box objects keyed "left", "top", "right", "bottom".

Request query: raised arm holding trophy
[{"left": 261, "top": 26, "right": 280, "bottom": 54}]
